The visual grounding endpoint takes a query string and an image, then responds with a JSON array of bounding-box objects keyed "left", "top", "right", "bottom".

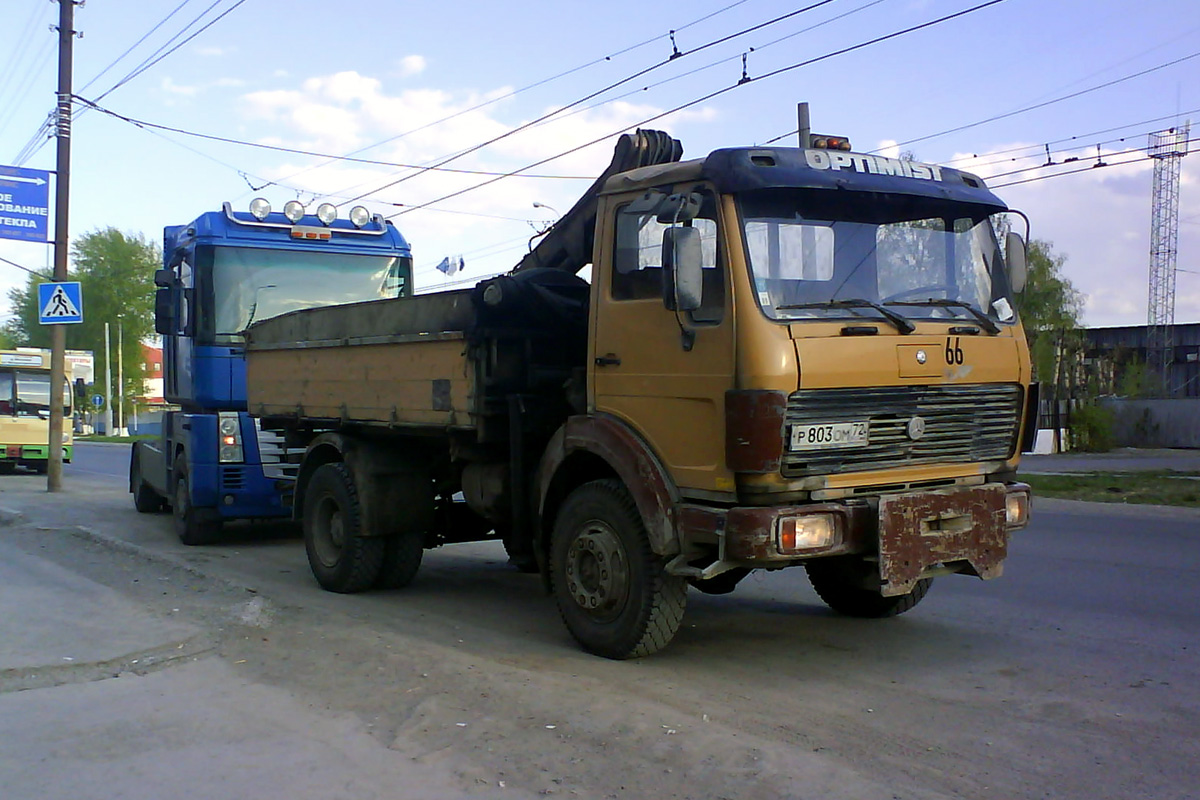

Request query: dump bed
[
  {"left": 245, "top": 289, "right": 480, "bottom": 430},
  {"left": 245, "top": 267, "right": 592, "bottom": 438}
]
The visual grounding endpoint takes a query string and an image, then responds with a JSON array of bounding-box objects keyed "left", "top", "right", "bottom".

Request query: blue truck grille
[{"left": 782, "top": 383, "right": 1023, "bottom": 477}]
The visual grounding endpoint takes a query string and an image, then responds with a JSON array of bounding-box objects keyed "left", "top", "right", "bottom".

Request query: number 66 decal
[{"left": 944, "top": 337, "right": 965, "bottom": 365}]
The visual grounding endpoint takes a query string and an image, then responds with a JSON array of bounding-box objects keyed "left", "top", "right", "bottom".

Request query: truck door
[{"left": 590, "top": 186, "right": 736, "bottom": 496}]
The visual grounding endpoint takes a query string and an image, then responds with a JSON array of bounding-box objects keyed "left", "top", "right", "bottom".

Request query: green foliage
[
  {"left": 1016, "top": 239, "right": 1083, "bottom": 334},
  {"left": 1068, "top": 403, "right": 1115, "bottom": 452},
  {"left": 3, "top": 228, "right": 159, "bottom": 420}
]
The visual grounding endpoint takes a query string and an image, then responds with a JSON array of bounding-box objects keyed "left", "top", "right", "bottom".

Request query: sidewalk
[{"left": 1020, "top": 447, "right": 1200, "bottom": 474}]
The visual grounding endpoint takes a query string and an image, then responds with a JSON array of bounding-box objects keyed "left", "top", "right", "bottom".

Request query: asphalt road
[{"left": 1, "top": 449, "right": 1197, "bottom": 799}]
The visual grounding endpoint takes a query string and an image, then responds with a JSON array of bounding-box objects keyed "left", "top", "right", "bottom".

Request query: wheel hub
[
  {"left": 312, "top": 496, "right": 345, "bottom": 568},
  {"left": 564, "top": 523, "right": 628, "bottom": 620}
]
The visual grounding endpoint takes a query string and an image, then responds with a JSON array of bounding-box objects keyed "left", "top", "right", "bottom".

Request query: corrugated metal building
[{"left": 1084, "top": 322, "right": 1200, "bottom": 398}]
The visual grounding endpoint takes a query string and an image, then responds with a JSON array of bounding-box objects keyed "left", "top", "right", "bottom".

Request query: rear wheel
[
  {"left": 375, "top": 533, "right": 424, "bottom": 589},
  {"left": 550, "top": 479, "right": 687, "bottom": 659},
  {"left": 805, "top": 556, "right": 932, "bottom": 618},
  {"left": 173, "top": 456, "right": 222, "bottom": 545},
  {"left": 303, "top": 463, "right": 383, "bottom": 593}
]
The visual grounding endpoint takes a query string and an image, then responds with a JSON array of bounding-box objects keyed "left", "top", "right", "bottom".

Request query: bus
[{"left": 0, "top": 349, "right": 73, "bottom": 474}]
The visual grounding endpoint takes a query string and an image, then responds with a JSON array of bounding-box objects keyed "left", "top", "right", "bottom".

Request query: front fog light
[
  {"left": 316, "top": 203, "right": 337, "bottom": 225},
  {"left": 283, "top": 200, "right": 305, "bottom": 222},
  {"left": 776, "top": 513, "right": 838, "bottom": 554},
  {"left": 1005, "top": 490, "right": 1030, "bottom": 528},
  {"left": 348, "top": 205, "right": 371, "bottom": 228}
]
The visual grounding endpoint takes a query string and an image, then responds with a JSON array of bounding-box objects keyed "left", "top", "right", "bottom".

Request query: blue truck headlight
[{"left": 218, "top": 412, "right": 244, "bottom": 463}]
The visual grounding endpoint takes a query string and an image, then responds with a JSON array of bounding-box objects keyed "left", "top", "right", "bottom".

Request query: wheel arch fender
[
  {"left": 536, "top": 414, "right": 681, "bottom": 565},
  {"left": 296, "top": 432, "right": 433, "bottom": 537}
]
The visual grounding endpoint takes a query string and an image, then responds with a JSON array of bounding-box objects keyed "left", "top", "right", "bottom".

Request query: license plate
[{"left": 790, "top": 421, "right": 868, "bottom": 450}]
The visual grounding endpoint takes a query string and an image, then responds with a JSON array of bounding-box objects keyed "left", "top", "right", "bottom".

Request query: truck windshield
[
  {"left": 205, "top": 246, "right": 409, "bottom": 344},
  {"left": 738, "top": 188, "right": 1015, "bottom": 327}
]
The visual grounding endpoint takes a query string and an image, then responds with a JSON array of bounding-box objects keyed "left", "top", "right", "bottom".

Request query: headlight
[
  {"left": 218, "top": 412, "right": 244, "bottom": 463},
  {"left": 249, "top": 198, "right": 271, "bottom": 220},
  {"left": 316, "top": 203, "right": 337, "bottom": 225},
  {"left": 1005, "top": 489, "right": 1031, "bottom": 529},
  {"left": 348, "top": 206, "right": 371, "bottom": 228},
  {"left": 776, "top": 513, "right": 839, "bottom": 554}
]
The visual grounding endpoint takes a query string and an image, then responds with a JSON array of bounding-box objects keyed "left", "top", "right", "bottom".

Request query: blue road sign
[
  {"left": 91, "top": 394, "right": 104, "bottom": 408},
  {"left": 38, "top": 281, "right": 83, "bottom": 325},
  {"left": 0, "top": 165, "right": 51, "bottom": 243}
]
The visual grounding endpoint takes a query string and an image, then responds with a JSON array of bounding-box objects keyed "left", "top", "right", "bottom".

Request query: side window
[{"left": 611, "top": 191, "right": 724, "bottom": 324}]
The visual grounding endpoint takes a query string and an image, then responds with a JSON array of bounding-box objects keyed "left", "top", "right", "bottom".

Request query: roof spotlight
[
  {"left": 348, "top": 206, "right": 371, "bottom": 228},
  {"left": 249, "top": 198, "right": 271, "bottom": 220},
  {"left": 316, "top": 203, "right": 337, "bottom": 226},
  {"left": 283, "top": 200, "right": 305, "bottom": 223}
]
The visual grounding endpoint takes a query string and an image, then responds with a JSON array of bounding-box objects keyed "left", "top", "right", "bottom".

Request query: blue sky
[{"left": 1, "top": 0, "right": 1198, "bottom": 327}]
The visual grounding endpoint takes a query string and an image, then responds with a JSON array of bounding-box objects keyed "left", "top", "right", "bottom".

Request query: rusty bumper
[{"left": 676, "top": 482, "right": 1030, "bottom": 593}]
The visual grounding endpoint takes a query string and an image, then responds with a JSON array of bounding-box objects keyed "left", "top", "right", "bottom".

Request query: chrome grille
[{"left": 783, "top": 384, "right": 1022, "bottom": 477}]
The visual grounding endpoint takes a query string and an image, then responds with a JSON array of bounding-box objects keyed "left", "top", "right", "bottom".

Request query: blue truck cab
[{"left": 130, "top": 200, "right": 412, "bottom": 544}]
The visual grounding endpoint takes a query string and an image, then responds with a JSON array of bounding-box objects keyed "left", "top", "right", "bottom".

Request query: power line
[
  {"left": 267, "top": 0, "right": 760, "bottom": 193},
  {"left": 73, "top": 95, "right": 595, "bottom": 181},
  {"left": 336, "top": 0, "right": 842, "bottom": 206},
  {"left": 987, "top": 138, "right": 1199, "bottom": 189},
  {"left": 94, "top": 0, "right": 247, "bottom": 103},
  {"left": 77, "top": 0, "right": 196, "bottom": 94},
  {"left": 388, "top": 0, "right": 1012, "bottom": 218},
  {"left": 883, "top": 50, "right": 1200, "bottom": 152},
  {"left": 0, "top": 254, "right": 53, "bottom": 281}
]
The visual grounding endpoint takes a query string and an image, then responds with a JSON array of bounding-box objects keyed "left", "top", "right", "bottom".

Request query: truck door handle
[{"left": 595, "top": 354, "right": 622, "bottom": 367}]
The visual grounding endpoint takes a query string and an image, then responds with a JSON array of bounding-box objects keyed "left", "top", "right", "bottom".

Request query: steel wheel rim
[
  {"left": 311, "top": 494, "right": 345, "bottom": 568},
  {"left": 564, "top": 521, "right": 629, "bottom": 622}
]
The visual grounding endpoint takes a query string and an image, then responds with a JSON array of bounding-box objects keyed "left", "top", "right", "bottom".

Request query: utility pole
[
  {"left": 1145, "top": 123, "right": 1190, "bottom": 397},
  {"left": 47, "top": 0, "right": 76, "bottom": 492}
]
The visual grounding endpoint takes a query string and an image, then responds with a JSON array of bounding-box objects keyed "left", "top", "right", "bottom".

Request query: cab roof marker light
[
  {"left": 316, "top": 203, "right": 337, "bottom": 226},
  {"left": 249, "top": 198, "right": 271, "bottom": 220}
]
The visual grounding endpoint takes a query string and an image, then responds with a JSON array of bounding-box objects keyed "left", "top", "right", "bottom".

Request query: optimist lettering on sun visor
[{"left": 804, "top": 150, "right": 945, "bottom": 182}]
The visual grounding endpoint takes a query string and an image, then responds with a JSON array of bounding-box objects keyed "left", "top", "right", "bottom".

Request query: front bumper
[{"left": 674, "top": 482, "right": 1031, "bottom": 595}]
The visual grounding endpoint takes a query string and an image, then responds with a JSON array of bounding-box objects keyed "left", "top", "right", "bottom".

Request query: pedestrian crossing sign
[{"left": 38, "top": 281, "right": 83, "bottom": 325}]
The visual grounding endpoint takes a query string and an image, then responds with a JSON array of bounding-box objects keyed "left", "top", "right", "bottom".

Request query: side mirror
[
  {"left": 662, "top": 227, "right": 703, "bottom": 312},
  {"left": 154, "top": 288, "right": 176, "bottom": 335},
  {"left": 1006, "top": 232, "right": 1027, "bottom": 294}
]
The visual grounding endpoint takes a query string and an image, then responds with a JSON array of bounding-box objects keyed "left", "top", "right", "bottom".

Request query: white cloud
[
  {"left": 160, "top": 77, "right": 198, "bottom": 96},
  {"left": 194, "top": 45, "right": 226, "bottom": 57},
  {"left": 397, "top": 55, "right": 426, "bottom": 77}
]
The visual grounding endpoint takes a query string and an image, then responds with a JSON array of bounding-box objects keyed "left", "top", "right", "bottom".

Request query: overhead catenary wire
[
  {"left": 335, "top": 0, "right": 842, "bottom": 207},
  {"left": 264, "top": 0, "right": 761, "bottom": 192},
  {"left": 72, "top": 96, "right": 594, "bottom": 181},
  {"left": 388, "top": 0, "right": 1013, "bottom": 219}
]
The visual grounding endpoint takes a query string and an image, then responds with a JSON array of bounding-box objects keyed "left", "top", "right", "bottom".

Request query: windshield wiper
[
  {"left": 778, "top": 298, "right": 915, "bottom": 334},
  {"left": 883, "top": 299, "right": 1000, "bottom": 334}
]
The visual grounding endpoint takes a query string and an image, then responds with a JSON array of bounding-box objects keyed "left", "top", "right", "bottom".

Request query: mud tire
[
  {"left": 550, "top": 479, "right": 686, "bottom": 659},
  {"left": 173, "top": 456, "right": 222, "bottom": 545},
  {"left": 303, "top": 462, "right": 383, "bottom": 593},
  {"left": 375, "top": 533, "right": 424, "bottom": 590},
  {"left": 805, "top": 556, "right": 932, "bottom": 618}
]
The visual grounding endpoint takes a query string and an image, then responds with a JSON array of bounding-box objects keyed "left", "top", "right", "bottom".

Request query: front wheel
[
  {"left": 131, "top": 454, "right": 165, "bottom": 513},
  {"left": 303, "top": 463, "right": 384, "bottom": 593},
  {"left": 550, "top": 479, "right": 687, "bottom": 659},
  {"left": 805, "top": 556, "right": 932, "bottom": 618},
  {"left": 173, "top": 457, "right": 222, "bottom": 546}
]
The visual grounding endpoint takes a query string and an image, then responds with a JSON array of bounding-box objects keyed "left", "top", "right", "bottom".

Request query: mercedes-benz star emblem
[
  {"left": 915, "top": 349, "right": 927, "bottom": 364},
  {"left": 906, "top": 416, "right": 927, "bottom": 440}
]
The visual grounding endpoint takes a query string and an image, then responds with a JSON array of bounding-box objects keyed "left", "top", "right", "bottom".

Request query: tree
[
  {"left": 4, "top": 228, "right": 159, "bottom": 423},
  {"left": 1014, "top": 239, "right": 1083, "bottom": 383}
]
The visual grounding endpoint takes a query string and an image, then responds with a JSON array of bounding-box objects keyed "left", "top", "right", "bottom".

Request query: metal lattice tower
[{"left": 1146, "top": 123, "right": 1190, "bottom": 394}]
